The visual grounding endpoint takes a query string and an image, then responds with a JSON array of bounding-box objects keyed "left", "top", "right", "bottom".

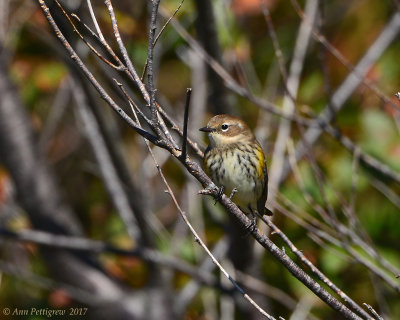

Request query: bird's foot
[
  {"left": 243, "top": 214, "right": 258, "bottom": 238},
  {"left": 229, "top": 188, "right": 238, "bottom": 201},
  {"left": 214, "top": 185, "right": 225, "bottom": 205}
]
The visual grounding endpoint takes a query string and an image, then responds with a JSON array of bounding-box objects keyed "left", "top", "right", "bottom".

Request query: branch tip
[{"left": 180, "top": 88, "right": 192, "bottom": 160}]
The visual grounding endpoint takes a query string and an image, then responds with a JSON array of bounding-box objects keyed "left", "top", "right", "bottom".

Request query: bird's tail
[{"left": 264, "top": 207, "right": 273, "bottom": 216}]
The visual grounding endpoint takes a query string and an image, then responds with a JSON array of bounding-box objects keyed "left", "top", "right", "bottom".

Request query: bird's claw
[
  {"left": 214, "top": 186, "right": 225, "bottom": 205},
  {"left": 243, "top": 215, "right": 258, "bottom": 238},
  {"left": 229, "top": 187, "right": 238, "bottom": 201}
]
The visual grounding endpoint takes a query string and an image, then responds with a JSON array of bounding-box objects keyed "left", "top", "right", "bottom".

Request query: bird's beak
[{"left": 199, "top": 126, "right": 213, "bottom": 133}]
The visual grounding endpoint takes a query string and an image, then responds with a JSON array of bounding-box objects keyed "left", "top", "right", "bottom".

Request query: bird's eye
[{"left": 221, "top": 124, "right": 229, "bottom": 132}]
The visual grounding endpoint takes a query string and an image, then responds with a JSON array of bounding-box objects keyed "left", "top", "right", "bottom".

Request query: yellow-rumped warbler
[{"left": 199, "top": 114, "right": 272, "bottom": 220}]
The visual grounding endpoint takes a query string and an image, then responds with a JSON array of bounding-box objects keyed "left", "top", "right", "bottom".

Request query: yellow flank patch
[{"left": 255, "top": 145, "right": 264, "bottom": 177}]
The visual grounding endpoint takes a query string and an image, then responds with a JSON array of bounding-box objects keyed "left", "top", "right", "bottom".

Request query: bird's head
[{"left": 199, "top": 114, "right": 255, "bottom": 148}]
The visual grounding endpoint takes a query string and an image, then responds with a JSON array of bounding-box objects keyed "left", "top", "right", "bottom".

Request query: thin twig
[
  {"left": 159, "top": 6, "right": 312, "bottom": 126},
  {"left": 37, "top": 0, "right": 166, "bottom": 148},
  {"left": 70, "top": 13, "right": 134, "bottom": 76},
  {"left": 370, "top": 178, "right": 400, "bottom": 209},
  {"left": 260, "top": 216, "right": 372, "bottom": 320},
  {"left": 70, "top": 77, "right": 140, "bottom": 240},
  {"left": 348, "top": 146, "right": 361, "bottom": 228},
  {"left": 104, "top": 0, "right": 149, "bottom": 103},
  {"left": 290, "top": 0, "right": 400, "bottom": 111},
  {"left": 113, "top": 79, "right": 151, "bottom": 124},
  {"left": 180, "top": 88, "right": 192, "bottom": 160},
  {"left": 0, "top": 260, "right": 109, "bottom": 306},
  {"left": 146, "top": 0, "right": 161, "bottom": 123},
  {"left": 156, "top": 103, "right": 204, "bottom": 158},
  {"left": 268, "top": 0, "right": 318, "bottom": 197},
  {"left": 86, "top": 0, "right": 104, "bottom": 42},
  {"left": 141, "top": 0, "right": 185, "bottom": 81},
  {"left": 0, "top": 228, "right": 224, "bottom": 288},
  {"left": 140, "top": 0, "right": 179, "bottom": 147},
  {"left": 279, "top": 4, "right": 400, "bottom": 183},
  {"left": 363, "top": 303, "right": 385, "bottom": 320},
  {"left": 260, "top": 0, "right": 289, "bottom": 89},
  {"left": 55, "top": 0, "right": 122, "bottom": 70}
]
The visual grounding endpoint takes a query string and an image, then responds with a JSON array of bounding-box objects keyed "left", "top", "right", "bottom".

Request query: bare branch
[
  {"left": 269, "top": 0, "right": 318, "bottom": 196},
  {"left": 104, "top": 0, "right": 149, "bottom": 103},
  {"left": 198, "top": 189, "right": 363, "bottom": 320},
  {"left": 146, "top": 0, "right": 161, "bottom": 123},
  {"left": 69, "top": 12, "right": 132, "bottom": 76},
  {"left": 86, "top": 0, "right": 104, "bottom": 42},
  {"left": 193, "top": 0, "right": 230, "bottom": 114},
  {"left": 161, "top": 7, "right": 311, "bottom": 125},
  {"left": 290, "top": 0, "right": 400, "bottom": 111},
  {"left": 156, "top": 103, "right": 204, "bottom": 158},
  {"left": 70, "top": 77, "right": 140, "bottom": 240},
  {"left": 180, "top": 88, "right": 192, "bottom": 160},
  {"left": 37, "top": 0, "right": 166, "bottom": 149},
  {"left": 363, "top": 303, "right": 384, "bottom": 320},
  {"left": 279, "top": 7, "right": 400, "bottom": 183},
  {"left": 260, "top": 0, "right": 289, "bottom": 88},
  {"left": 141, "top": 0, "right": 186, "bottom": 81},
  {"left": 55, "top": 0, "right": 123, "bottom": 69},
  {"left": 0, "top": 228, "right": 219, "bottom": 287},
  {"left": 261, "top": 216, "right": 372, "bottom": 320},
  {"left": 324, "top": 124, "right": 400, "bottom": 184}
]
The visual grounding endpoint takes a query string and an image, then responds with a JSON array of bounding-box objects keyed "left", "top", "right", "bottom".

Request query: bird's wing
[{"left": 203, "top": 146, "right": 211, "bottom": 176}]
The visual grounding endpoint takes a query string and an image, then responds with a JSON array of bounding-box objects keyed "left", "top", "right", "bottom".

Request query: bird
[{"left": 199, "top": 114, "right": 272, "bottom": 225}]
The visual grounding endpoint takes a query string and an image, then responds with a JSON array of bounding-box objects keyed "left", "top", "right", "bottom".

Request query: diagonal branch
[
  {"left": 104, "top": 0, "right": 149, "bottom": 102},
  {"left": 279, "top": 8, "right": 400, "bottom": 183},
  {"left": 104, "top": 0, "right": 177, "bottom": 148},
  {"left": 37, "top": 0, "right": 167, "bottom": 149},
  {"left": 70, "top": 77, "right": 140, "bottom": 240},
  {"left": 261, "top": 216, "right": 372, "bottom": 320},
  {"left": 291, "top": 0, "right": 400, "bottom": 110},
  {"left": 268, "top": 0, "right": 318, "bottom": 197},
  {"left": 141, "top": 0, "right": 186, "bottom": 81}
]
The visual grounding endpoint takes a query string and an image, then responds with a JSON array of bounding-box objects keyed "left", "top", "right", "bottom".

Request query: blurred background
[{"left": 0, "top": 0, "right": 399, "bottom": 319}]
